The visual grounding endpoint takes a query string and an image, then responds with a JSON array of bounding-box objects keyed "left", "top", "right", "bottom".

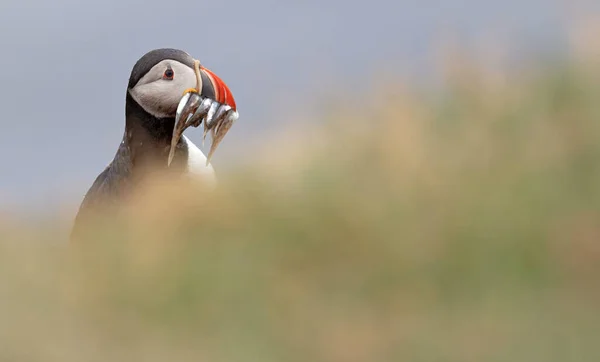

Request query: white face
[{"left": 128, "top": 59, "right": 202, "bottom": 118}]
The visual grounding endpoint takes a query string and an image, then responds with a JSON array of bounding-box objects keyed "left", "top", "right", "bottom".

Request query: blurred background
[
  {"left": 0, "top": 0, "right": 592, "bottom": 214},
  {"left": 1, "top": 0, "right": 600, "bottom": 361}
]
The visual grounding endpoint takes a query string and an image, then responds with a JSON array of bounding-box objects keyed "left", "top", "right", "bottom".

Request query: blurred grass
[{"left": 1, "top": 52, "right": 600, "bottom": 361}]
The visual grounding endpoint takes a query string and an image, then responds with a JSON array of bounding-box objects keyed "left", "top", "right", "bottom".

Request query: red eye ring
[{"left": 163, "top": 68, "right": 174, "bottom": 80}]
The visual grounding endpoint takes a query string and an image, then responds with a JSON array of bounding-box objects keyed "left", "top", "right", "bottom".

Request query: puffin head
[
  {"left": 124, "top": 48, "right": 238, "bottom": 169},
  {"left": 127, "top": 48, "right": 236, "bottom": 120}
]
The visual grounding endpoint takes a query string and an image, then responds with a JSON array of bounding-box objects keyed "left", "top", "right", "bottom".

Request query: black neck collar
[{"left": 124, "top": 92, "right": 187, "bottom": 174}]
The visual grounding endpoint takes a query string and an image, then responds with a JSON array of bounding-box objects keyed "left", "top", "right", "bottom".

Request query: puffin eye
[{"left": 163, "top": 68, "right": 174, "bottom": 80}]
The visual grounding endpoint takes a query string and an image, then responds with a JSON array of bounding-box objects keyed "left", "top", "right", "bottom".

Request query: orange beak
[
  {"left": 201, "top": 66, "right": 237, "bottom": 111},
  {"left": 170, "top": 62, "right": 239, "bottom": 167}
]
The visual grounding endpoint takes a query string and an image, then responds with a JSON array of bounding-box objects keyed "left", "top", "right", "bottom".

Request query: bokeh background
[
  {"left": 0, "top": 0, "right": 592, "bottom": 214},
  {"left": 1, "top": 1, "right": 600, "bottom": 361}
]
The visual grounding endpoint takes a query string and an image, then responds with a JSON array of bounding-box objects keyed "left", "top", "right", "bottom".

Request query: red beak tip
[{"left": 201, "top": 67, "right": 237, "bottom": 111}]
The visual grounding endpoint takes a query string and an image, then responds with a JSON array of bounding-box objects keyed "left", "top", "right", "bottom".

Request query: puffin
[{"left": 71, "top": 48, "right": 238, "bottom": 240}]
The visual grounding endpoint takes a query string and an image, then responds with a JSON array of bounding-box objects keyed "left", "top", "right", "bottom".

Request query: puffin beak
[{"left": 168, "top": 61, "right": 238, "bottom": 167}]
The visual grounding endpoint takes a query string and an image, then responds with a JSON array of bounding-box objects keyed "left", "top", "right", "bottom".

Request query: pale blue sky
[{"left": 0, "top": 0, "right": 592, "bottom": 216}]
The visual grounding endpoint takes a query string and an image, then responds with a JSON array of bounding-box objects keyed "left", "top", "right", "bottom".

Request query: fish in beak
[{"left": 168, "top": 59, "right": 238, "bottom": 167}]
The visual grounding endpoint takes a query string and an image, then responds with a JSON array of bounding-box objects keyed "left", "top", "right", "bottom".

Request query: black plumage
[{"left": 71, "top": 48, "right": 216, "bottom": 241}]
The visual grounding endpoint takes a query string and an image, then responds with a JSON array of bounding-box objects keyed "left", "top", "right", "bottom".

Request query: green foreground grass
[{"left": 1, "top": 58, "right": 600, "bottom": 361}]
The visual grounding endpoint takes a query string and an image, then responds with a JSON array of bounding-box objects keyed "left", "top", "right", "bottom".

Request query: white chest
[{"left": 182, "top": 135, "right": 217, "bottom": 188}]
